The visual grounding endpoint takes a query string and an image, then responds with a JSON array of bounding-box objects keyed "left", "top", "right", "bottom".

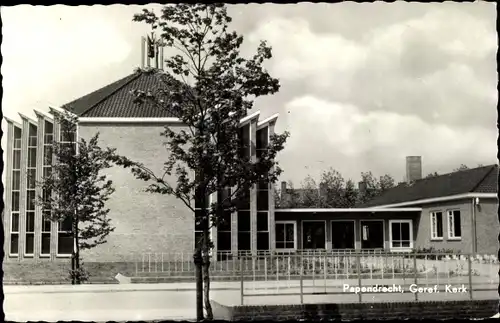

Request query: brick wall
[
  {"left": 415, "top": 199, "right": 473, "bottom": 253},
  {"left": 475, "top": 199, "right": 499, "bottom": 255},
  {"left": 77, "top": 123, "right": 194, "bottom": 262},
  {"left": 415, "top": 198, "right": 499, "bottom": 255},
  {"left": 211, "top": 299, "right": 499, "bottom": 321}
]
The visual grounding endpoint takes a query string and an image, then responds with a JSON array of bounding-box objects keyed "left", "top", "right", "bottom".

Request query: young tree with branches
[
  {"left": 36, "top": 111, "right": 116, "bottom": 284},
  {"left": 110, "top": 4, "right": 288, "bottom": 320}
]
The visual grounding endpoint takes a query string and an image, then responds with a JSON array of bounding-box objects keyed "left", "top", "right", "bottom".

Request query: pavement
[{"left": 4, "top": 280, "right": 499, "bottom": 322}]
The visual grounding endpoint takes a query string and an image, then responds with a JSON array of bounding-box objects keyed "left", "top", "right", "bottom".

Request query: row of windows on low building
[{"left": 430, "top": 210, "right": 462, "bottom": 240}]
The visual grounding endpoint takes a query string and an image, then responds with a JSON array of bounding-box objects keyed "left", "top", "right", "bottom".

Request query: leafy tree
[
  {"left": 319, "top": 168, "right": 347, "bottom": 208},
  {"left": 275, "top": 181, "right": 301, "bottom": 209},
  {"left": 425, "top": 172, "right": 439, "bottom": 178},
  {"left": 453, "top": 164, "right": 469, "bottom": 172},
  {"left": 357, "top": 172, "right": 395, "bottom": 205},
  {"left": 36, "top": 111, "right": 116, "bottom": 284},
  {"left": 111, "top": 4, "right": 288, "bottom": 320},
  {"left": 299, "top": 175, "right": 321, "bottom": 208},
  {"left": 343, "top": 179, "right": 358, "bottom": 208}
]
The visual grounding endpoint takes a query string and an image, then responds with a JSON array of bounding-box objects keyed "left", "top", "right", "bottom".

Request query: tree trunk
[
  {"left": 202, "top": 228, "right": 213, "bottom": 320},
  {"left": 194, "top": 248, "right": 204, "bottom": 321}
]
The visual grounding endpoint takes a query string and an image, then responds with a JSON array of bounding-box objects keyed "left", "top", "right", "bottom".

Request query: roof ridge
[
  {"left": 470, "top": 164, "right": 498, "bottom": 193},
  {"left": 80, "top": 72, "right": 142, "bottom": 117}
]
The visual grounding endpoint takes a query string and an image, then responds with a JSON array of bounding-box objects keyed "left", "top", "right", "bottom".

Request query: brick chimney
[
  {"left": 281, "top": 181, "right": 287, "bottom": 200},
  {"left": 406, "top": 156, "right": 422, "bottom": 183}
]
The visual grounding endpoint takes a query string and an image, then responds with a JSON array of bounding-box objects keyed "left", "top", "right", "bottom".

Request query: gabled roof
[
  {"left": 62, "top": 70, "right": 178, "bottom": 118},
  {"left": 360, "top": 164, "right": 498, "bottom": 207}
]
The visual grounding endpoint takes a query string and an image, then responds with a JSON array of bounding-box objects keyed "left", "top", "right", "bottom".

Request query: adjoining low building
[{"left": 358, "top": 164, "right": 499, "bottom": 255}]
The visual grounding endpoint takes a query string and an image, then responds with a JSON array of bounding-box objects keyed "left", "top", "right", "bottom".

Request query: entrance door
[
  {"left": 331, "top": 221, "right": 355, "bottom": 249},
  {"left": 302, "top": 221, "right": 326, "bottom": 249},
  {"left": 360, "top": 220, "right": 384, "bottom": 249}
]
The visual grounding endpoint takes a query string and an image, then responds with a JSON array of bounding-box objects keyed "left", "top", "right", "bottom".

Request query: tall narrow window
[
  {"left": 216, "top": 188, "right": 232, "bottom": 254},
  {"left": 194, "top": 186, "right": 212, "bottom": 251},
  {"left": 41, "top": 121, "right": 53, "bottom": 256},
  {"left": 25, "top": 124, "right": 37, "bottom": 256},
  {"left": 256, "top": 127, "right": 270, "bottom": 212},
  {"left": 256, "top": 211, "right": 269, "bottom": 251},
  {"left": 389, "top": 220, "right": 413, "bottom": 250},
  {"left": 447, "top": 210, "right": 461, "bottom": 239},
  {"left": 57, "top": 217, "right": 73, "bottom": 255},
  {"left": 430, "top": 211, "right": 443, "bottom": 240},
  {"left": 10, "top": 126, "right": 22, "bottom": 256}
]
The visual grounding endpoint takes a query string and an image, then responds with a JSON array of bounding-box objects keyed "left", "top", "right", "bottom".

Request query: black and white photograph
[{"left": 1, "top": 2, "right": 498, "bottom": 321}]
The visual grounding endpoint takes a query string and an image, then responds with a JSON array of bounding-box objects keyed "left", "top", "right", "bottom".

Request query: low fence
[{"left": 237, "top": 252, "right": 499, "bottom": 305}]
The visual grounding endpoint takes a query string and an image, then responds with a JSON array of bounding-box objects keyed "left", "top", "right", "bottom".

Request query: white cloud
[{"left": 277, "top": 96, "right": 496, "bottom": 183}]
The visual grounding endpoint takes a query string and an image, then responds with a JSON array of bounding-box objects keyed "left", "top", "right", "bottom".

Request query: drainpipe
[{"left": 471, "top": 198, "right": 477, "bottom": 255}]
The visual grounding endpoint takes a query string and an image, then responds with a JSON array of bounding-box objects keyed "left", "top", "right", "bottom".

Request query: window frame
[
  {"left": 275, "top": 220, "right": 297, "bottom": 252},
  {"left": 430, "top": 211, "right": 444, "bottom": 241},
  {"left": 447, "top": 209, "right": 462, "bottom": 240},
  {"left": 330, "top": 220, "right": 356, "bottom": 250},
  {"left": 389, "top": 219, "right": 413, "bottom": 251}
]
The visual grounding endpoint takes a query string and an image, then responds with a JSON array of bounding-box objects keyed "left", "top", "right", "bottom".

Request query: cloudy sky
[{"left": 1, "top": 3, "right": 497, "bottom": 185}]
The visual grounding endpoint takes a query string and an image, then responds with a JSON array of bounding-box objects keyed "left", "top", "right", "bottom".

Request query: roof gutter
[
  {"left": 276, "top": 207, "right": 422, "bottom": 213},
  {"left": 371, "top": 192, "right": 497, "bottom": 208}
]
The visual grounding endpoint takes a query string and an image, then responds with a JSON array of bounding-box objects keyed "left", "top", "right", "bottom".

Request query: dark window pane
[
  {"left": 276, "top": 224, "right": 285, "bottom": 242},
  {"left": 26, "top": 212, "right": 35, "bottom": 232},
  {"left": 217, "top": 231, "right": 231, "bottom": 251},
  {"left": 43, "top": 216, "right": 51, "bottom": 232},
  {"left": 29, "top": 136, "right": 37, "bottom": 147},
  {"left": 401, "top": 222, "right": 410, "bottom": 240},
  {"left": 257, "top": 232, "right": 269, "bottom": 250},
  {"left": 238, "top": 125, "right": 250, "bottom": 159},
  {"left": 13, "top": 150, "right": 21, "bottom": 169},
  {"left": 256, "top": 127, "right": 268, "bottom": 150},
  {"left": 238, "top": 211, "right": 251, "bottom": 232},
  {"left": 26, "top": 190, "right": 35, "bottom": 211},
  {"left": 237, "top": 232, "right": 251, "bottom": 251},
  {"left": 12, "top": 171, "right": 20, "bottom": 190},
  {"left": 257, "top": 179, "right": 269, "bottom": 190},
  {"left": 44, "top": 121, "right": 53, "bottom": 135},
  {"left": 14, "top": 127, "right": 22, "bottom": 139},
  {"left": 14, "top": 138, "right": 21, "bottom": 149},
  {"left": 11, "top": 213, "right": 19, "bottom": 232},
  {"left": 27, "top": 169, "right": 36, "bottom": 189},
  {"left": 218, "top": 210, "right": 232, "bottom": 231},
  {"left": 401, "top": 241, "right": 410, "bottom": 247},
  {"left": 195, "top": 186, "right": 209, "bottom": 209},
  {"left": 10, "top": 234, "right": 19, "bottom": 254},
  {"left": 59, "top": 217, "right": 73, "bottom": 232},
  {"left": 436, "top": 212, "right": 443, "bottom": 237},
  {"left": 12, "top": 192, "right": 20, "bottom": 211},
  {"left": 58, "top": 233, "right": 73, "bottom": 254},
  {"left": 29, "top": 123, "right": 37, "bottom": 136},
  {"left": 392, "top": 223, "right": 401, "bottom": 240},
  {"left": 28, "top": 148, "right": 37, "bottom": 168},
  {"left": 218, "top": 187, "right": 232, "bottom": 209},
  {"left": 25, "top": 234, "right": 34, "bottom": 254},
  {"left": 235, "top": 188, "right": 250, "bottom": 210},
  {"left": 43, "top": 167, "right": 52, "bottom": 179},
  {"left": 44, "top": 146, "right": 53, "bottom": 165},
  {"left": 41, "top": 233, "right": 51, "bottom": 254},
  {"left": 285, "top": 242, "right": 295, "bottom": 249},
  {"left": 285, "top": 223, "right": 295, "bottom": 242},
  {"left": 393, "top": 241, "right": 402, "bottom": 248},
  {"left": 44, "top": 133, "right": 53, "bottom": 144},
  {"left": 276, "top": 242, "right": 285, "bottom": 249},
  {"left": 257, "top": 190, "right": 269, "bottom": 211},
  {"left": 257, "top": 212, "right": 268, "bottom": 231},
  {"left": 454, "top": 211, "right": 461, "bottom": 237}
]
